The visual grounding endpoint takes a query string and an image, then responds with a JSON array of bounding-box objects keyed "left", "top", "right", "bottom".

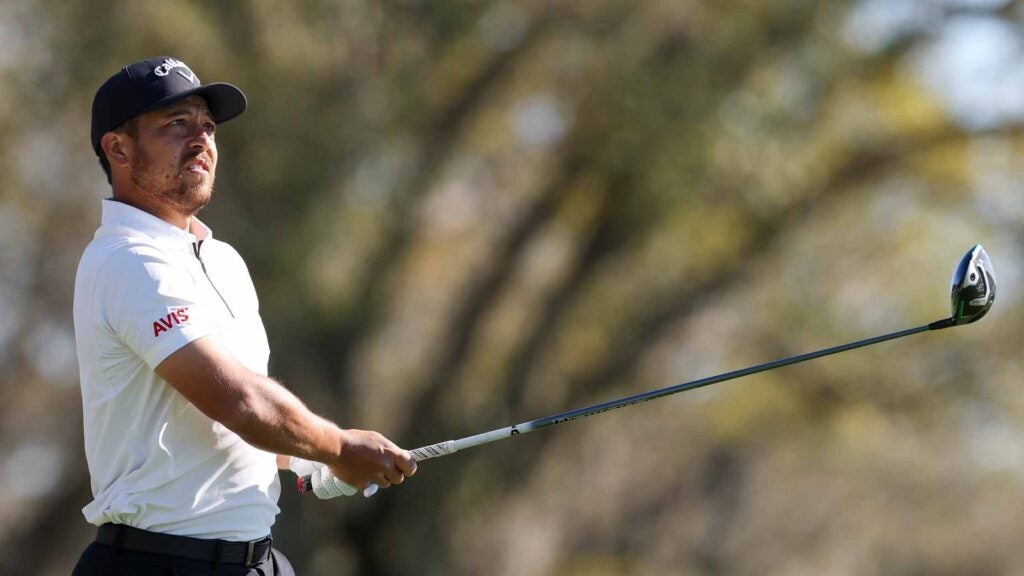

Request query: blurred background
[{"left": 1, "top": 1, "right": 1022, "bottom": 574}]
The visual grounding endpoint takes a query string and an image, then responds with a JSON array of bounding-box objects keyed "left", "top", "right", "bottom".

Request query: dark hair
[{"left": 97, "top": 116, "right": 140, "bottom": 184}]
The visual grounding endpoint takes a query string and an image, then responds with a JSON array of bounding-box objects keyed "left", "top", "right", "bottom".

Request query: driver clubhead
[{"left": 950, "top": 244, "right": 996, "bottom": 325}]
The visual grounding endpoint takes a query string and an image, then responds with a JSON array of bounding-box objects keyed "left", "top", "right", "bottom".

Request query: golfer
[{"left": 71, "top": 56, "right": 416, "bottom": 575}]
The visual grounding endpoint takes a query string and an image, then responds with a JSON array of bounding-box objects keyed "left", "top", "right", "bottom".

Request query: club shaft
[{"left": 405, "top": 321, "right": 943, "bottom": 462}]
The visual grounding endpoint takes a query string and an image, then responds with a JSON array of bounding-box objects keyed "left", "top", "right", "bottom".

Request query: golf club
[{"left": 298, "top": 244, "right": 996, "bottom": 499}]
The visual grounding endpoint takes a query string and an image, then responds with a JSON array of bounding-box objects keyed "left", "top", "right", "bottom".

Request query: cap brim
[
  {"left": 134, "top": 82, "right": 247, "bottom": 126},
  {"left": 193, "top": 82, "right": 247, "bottom": 124}
]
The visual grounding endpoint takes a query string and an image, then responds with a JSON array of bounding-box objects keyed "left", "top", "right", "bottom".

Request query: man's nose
[{"left": 187, "top": 124, "right": 214, "bottom": 149}]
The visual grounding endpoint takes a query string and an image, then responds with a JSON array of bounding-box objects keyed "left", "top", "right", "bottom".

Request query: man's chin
[{"left": 175, "top": 184, "right": 213, "bottom": 215}]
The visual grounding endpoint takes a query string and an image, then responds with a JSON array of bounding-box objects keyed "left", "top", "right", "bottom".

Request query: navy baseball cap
[{"left": 91, "top": 56, "right": 246, "bottom": 156}]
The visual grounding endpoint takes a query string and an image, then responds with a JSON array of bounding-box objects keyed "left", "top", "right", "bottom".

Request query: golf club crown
[{"left": 950, "top": 244, "right": 996, "bottom": 325}]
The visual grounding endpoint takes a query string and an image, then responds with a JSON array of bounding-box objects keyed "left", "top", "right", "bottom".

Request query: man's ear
[{"left": 100, "top": 132, "right": 131, "bottom": 169}]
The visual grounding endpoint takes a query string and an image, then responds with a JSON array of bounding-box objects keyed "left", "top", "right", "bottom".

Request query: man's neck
[{"left": 109, "top": 195, "right": 192, "bottom": 231}]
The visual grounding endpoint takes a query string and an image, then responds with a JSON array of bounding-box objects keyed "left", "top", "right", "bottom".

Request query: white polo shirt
[{"left": 73, "top": 199, "right": 280, "bottom": 541}]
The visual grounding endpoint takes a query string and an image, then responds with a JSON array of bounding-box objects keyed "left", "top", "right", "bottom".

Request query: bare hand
[{"left": 328, "top": 429, "right": 417, "bottom": 490}]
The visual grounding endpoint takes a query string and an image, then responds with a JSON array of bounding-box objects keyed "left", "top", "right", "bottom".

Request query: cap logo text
[{"left": 153, "top": 58, "right": 199, "bottom": 84}]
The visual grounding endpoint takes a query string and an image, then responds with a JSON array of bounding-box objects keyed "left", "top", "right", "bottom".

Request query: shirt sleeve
[{"left": 94, "top": 244, "right": 224, "bottom": 370}]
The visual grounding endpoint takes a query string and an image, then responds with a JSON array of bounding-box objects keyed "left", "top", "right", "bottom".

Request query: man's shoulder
[
  {"left": 203, "top": 236, "right": 242, "bottom": 255},
  {"left": 81, "top": 234, "right": 171, "bottom": 269},
  {"left": 78, "top": 234, "right": 189, "bottom": 293},
  {"left": 202, "top": 237, "right": 250, "bottom": 268}
]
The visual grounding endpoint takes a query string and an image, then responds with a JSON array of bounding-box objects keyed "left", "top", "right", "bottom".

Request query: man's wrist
[{"left": 333, "top": 426, "right": 351, "bottom": 463}]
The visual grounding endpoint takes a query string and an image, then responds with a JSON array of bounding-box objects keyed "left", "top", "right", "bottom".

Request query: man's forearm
[
  {"left": 227, "top": 372, "right": 344, "bottom": 465},
  {"left": 156, "top": 337, "right": 345, "bottom": 464},
  {"left": 230, "top": 372, "right": 416, "bottom": 490},
  {"left": 156, "top": 337, "right": 414, "bottom": 489}
]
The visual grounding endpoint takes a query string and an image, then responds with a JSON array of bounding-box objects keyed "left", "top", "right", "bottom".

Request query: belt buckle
[{"left": 245, "top": 540, "right": 256, "bottom": 567}]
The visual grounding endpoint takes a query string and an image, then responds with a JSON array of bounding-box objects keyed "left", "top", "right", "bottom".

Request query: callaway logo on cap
[{"left": 90, "top": 56, "right": 247, "bottom": 156}]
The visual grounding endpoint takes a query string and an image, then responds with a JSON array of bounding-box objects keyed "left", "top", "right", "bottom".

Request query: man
[{"left": 72, "top": 56, "right": 416, "bottom": 575}]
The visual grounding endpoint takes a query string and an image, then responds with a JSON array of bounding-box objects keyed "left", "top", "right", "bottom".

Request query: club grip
[
  {"left": 410, "top": 440, "right": 456, "bottom": 461},
  {"left": 295, "top": 441, "right": 456, "bottom": 498}
]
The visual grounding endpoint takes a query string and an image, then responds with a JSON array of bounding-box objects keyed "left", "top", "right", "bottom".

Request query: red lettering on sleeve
[{"left": 152, "top": 307, "right": 194, "bottom": 338}]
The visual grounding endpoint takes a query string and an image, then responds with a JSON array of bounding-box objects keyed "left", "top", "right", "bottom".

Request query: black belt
[{"left": 96, "top": 524, "right": 272, "bottom": 567}]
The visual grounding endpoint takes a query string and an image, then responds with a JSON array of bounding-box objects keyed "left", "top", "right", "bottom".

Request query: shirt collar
[{"left": 97, "top": 199, "right": 214, "bottom": 247}]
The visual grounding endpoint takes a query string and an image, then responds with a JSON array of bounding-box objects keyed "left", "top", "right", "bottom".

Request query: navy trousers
[{"left": 72, "top": 539, "right": 296, "bottom": 576}]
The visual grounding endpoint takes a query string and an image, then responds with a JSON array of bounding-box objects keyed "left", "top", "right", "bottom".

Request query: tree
[{"left": 1, "top": 1, "right": 1021, "bottom": 575}]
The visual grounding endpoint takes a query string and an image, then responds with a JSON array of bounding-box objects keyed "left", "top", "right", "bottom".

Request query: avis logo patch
[{"left": 152, "top": 306, "right": 191, "bottom": 337}]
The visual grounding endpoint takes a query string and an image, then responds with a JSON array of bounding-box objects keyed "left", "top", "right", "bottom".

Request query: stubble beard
[{"left": 129, "top": 144, "right": 214, "bottom": 217}]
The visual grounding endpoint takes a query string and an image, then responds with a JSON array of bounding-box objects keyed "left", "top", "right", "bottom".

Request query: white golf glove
[{"left": 289, "top": 457, "right": 377, "bottom": 499}]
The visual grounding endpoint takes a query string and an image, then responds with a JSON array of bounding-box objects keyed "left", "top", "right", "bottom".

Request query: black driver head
[{"left": 950, "top": 244, "right": 996, "bottom": 325}]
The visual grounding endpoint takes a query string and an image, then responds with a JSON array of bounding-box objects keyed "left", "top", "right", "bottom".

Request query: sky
[{"left": 847, "top": 0, "right": 1024, "bottom": 129}]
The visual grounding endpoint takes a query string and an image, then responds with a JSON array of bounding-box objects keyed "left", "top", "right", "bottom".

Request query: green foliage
[{"left": 1, "top": 1, "right": 1023, "bottom": 575}]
